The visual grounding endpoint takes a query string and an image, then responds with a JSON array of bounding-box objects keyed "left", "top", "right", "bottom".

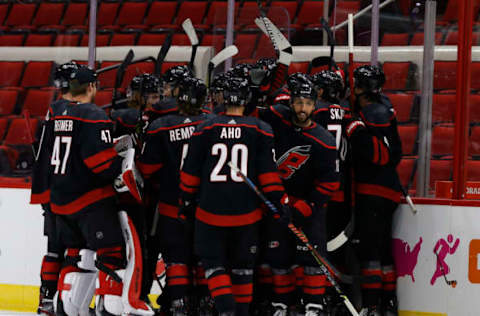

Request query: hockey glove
[
  {"left": 290, "top": 199, "right": 314, "bottom": 227},
  {"left": 177, "top": 200, "right": 196, "bottom": 224},
  {"left": 345, "top": 118, "right": 366, "bottom": 139}
]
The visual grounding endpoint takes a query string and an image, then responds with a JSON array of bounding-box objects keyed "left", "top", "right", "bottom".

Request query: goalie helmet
[
  {"left": 54, "top": 61, "right": 79, "bottom": 90},
  {"left": 163, "top": 65, "right": 193, "bottom": 86},
  {"left": 223, "top": 77, "right": 251, "bottom": 107},
  {"left": 311, "top": 70, "right": 344, "bottom": 103},
  {"left": 353, "top": 65, "right": 385, "bottom": 94},
  {"left": 289, "top": 75, "right": 317, "bottom": 101},
  {"left": 177, "top": 77, "right": 207, "bottom": 109}
]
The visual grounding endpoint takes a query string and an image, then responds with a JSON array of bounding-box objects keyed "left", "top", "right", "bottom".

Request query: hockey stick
[
  {"left": 111, "top": 49, "right": 134, "bottom": 110},
  {"left": 320, "top": 17, "right": 336, "bottom": 71},
  {"left": 434, "top": 250, "right": 457, "bottom": 288},
  {"left": 207, "top": 45, "right": 239, "bottom": 87},
  {"left": 401, "top": 186, "right": 418, "bottom": 214},
  {"left": 254, "top": 16, "right": 293, "bottom": 66},
  {"left": 308, "top": 56, "right": 339, "bottom": 74},
  {"left": 327, "top": 211, "right": 355, "bottom": 252},
  {"left": 348, "top": 14, "right": 355, "bottom": 110},
  {"left": 228, "top": 162, "right": 360, "bottom": 316},
  {"left": 23, "top": 109, "right": 37, "bottom": 158},
  {"left": 155, "top": 32, "right": 173, "bottom": 76},
  {"left": 182, "top": 18, "right": 199, "bottom": 73}
]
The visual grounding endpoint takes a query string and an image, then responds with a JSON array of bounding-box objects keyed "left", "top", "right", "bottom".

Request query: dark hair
[{"left": 69, "top": 80, "right": 90, "bottom": 97}]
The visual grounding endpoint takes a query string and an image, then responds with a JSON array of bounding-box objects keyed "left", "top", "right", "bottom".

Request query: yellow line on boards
[
  {"left": 0, "top": 284, "right": 38, "bottom": 312},
  {"left": 399, "top": 310, "right": 447, "bottom": 316}
]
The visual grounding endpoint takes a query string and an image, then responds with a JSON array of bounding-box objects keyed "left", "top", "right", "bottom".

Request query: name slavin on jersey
[
  {"left": 220, "top": 127, "right": 241, "bottom": 139},
  {"left": 54, "top": 120, "right": 73, "bottom": 132},
  {"left": 169, "top": 126, "right": 196, "bottom": 142}
]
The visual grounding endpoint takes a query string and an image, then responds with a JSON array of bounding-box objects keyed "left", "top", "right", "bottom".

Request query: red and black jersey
[
  {"left": 137, "top": 112, "right": 213, "bottom": 218},
  {"left": 346, "top": 95, "right": 402, "bottom": 202},
  {"left": 49, "top": 101, "right": 122, "bottom": 215},
  {"left": 111, "top": 107, "right": 139, "bottom": 139},
  {"left": 180, "top": 114, "right": 285, "bottom": 227},
  {"left": 258, "top": 104, "right": 340, "bottom": 208},
  {"left": 30, "top": 99, "right": 70, "bottom": 205}
]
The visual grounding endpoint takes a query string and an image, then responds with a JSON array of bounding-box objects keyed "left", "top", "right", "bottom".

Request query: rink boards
[{"left": 0, "top": 188, "right": 479, "bottom": 315}]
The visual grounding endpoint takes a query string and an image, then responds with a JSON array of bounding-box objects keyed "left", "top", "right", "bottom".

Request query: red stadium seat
[
  {"left": 22, "top": 89, "right": 55, "bottom": 117},
  {"left": 381, "top": 33, "right": 409, "bottom": 46},
  {"left": 410, "top": 32, "right": 443, "bottom": 45},
  {"left": 288, "top": 62, "right": 309, "bottom": 75},
  {"left": 270, "top": 1, "right": 298, "bottom": 23},
  {"left": 205, "top": 2, "right": 239, "bottom": 27},
  {"left": 201, "top": 34, "right": 225, "bottom": 54},
  {"left": 0, "top": 62, "right": 24, "bottom": 87},
  {"left": 24, "top": 34, "right": 54, "bottom": 47},
  {"left": 97, "top": 2, "right": 120, "bottom": 27},
  {"left": 110, "top": 33, "right": 136, "bottom": 46},
  {"left": 62, "top": 3, "right": 88, "bottom": 27},
  {"left": 0, "top": 4, "right": 8, "bottom": 26},
  {"left": 398, "top": 125, "right": 418, "bottom": 155},
  {"left": 145, "top": 2, "right": 177, "bottom": 28},
  {"left": 54, "top": 34, "right": 81, "bottom": 47},
  {"left": 176, "top": 1, "right": 208, "bottom": 26},
  {"left": 385, "top": 92, "right": 415, "bottom": 123},
  {"left": 21, "top": 62, "right": 53, "bottom": 88},
  {"left": 254, "top": 34, "right": 276, "bottom": 59},
  {"left": 469, "top": 126, "right": 480, "bottom": 157},
  {"left": 470, "top": 94, "right": 480, "bottom": 123},
  {"left": 467, "top": 160, "right": 480, "bottom": 181},
  {"left": 5, "top": 3, "right": 36, "bottom": 27},
  {"left": 397, "top": 158, "right": 415, "bottom": 188},
  {"left": 444, "top": 31, "right": 480, "bottom": 45},
  {"left": 0, "top": 90, "right": 18, "bottom": 115},
  {"left": 117, "top": 2, "right": 148, "bottom": 26},
  {"left": 430, "top": 159, "right": 453, "bottom": 190},
  {"left": 33, "top": 3, "right": 64, "bottom": 27},
  {"left": 137, "top": 33, "right": 167, "bottom": 46},
  {"left": 432, "top": 94, "right": 456, "bottom": 123},
  {"left": 80, "top": 34, "right": 111, "bottom": 47},
  {"left": 4, "top": 118, "right": 38, "bottom": 146},
  {"left": 95, "top": 90, "right": 113, "bottom": 108},
  {"left": 441, "top": 0, "right": 480, "bottom": 23},
  {"left": 236, "top": 33, "right": 260, "bottom": 59},
  {"left": 434, "top": 61, "right": 457, "bottom": 90},
  {"left": 172, "top": 34, "right": 191, "bottom": 46},
  {"left": 0, "top": 118, "right": 9, "bottom": 141},
  {"left": 470, "top": 62, "right": 480, "bottom": 90},
  {"left": 296, "top": 1, "right": 324, "bottom": 25},
  {"left": 97, "top": 61, "right": 118, "bottom": 89},
  {"left": 237, "top": 2, "right": 260, "bottom": 26},
  {"left": 121, "top": 62, "right": 156, "bottom": 89},
  {"left": 0, "top": 34, "right": 24, "bottom": 46},
  {"left": 309, "top": 62, "right": 346, "bottom": 75},
  {"left": 432, "top": 124, "right": 455, "bottom": 156},
  {"left": 161, "top": 62, "right": 188, "bottom": 74},
  {"left": 334, "top": 1, "right": 360, "bottom": 26},
  {"left": 383, "top": 62, "right": 414, "bottom": 90}
]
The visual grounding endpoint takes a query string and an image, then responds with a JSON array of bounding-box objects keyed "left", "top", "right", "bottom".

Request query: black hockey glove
[
  {"left": 272, "top": 204, "right": 292, "bottom": 225},
  {"left": 289, "top": 199, "right": 314, "bottom": 227},
  {"left": 177, "top": 200, "right": 196, "bottom": 224},
  {"left": 345, "top": 116, "right": 366, "bottom": 139}
]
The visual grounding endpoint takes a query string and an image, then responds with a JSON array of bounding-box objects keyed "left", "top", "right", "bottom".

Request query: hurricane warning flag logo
[{"left": 276, "top": 145, "right": 311, "bottom": 179}]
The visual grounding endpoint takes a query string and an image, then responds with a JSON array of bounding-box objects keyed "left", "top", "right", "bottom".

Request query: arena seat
[
  {"left": 254, "top": 34, "right": 276, "bottom": 58},
  {"left": 201, "top": 34, "right": 225, "bottom": 54},
  {"left": 62, "top": 3, "right": 88, "bottom": 29},
  {"left": 4, "top": 118, "right": 38, "bottom": 146},
  {"left": 146, "top": 1, "right": 178, "bottom": 29},
  {"left": 470, "top": 63, "right": 480, "bottom": 90},
  {"left": 0, "top": 4, "right": 8, "bottom": 26},
  {"left": 33, "top": 3, "right": 64, "bottom": 27},
  {"left": 0, "top": 62, "right": 24, "bottom": 87},
  {"left": 175, "top": 1, "right": 208, "bottom": 26},
  {"left": 137, "top": 33, "right": 167, "bottom": 46},
  {"left": 20, "top": 62, "right": 52, "bottom": 88},
  {"left": 5, "top": 3, "right": 36, "bottom": 28},
  {"left": 54, "top": 34, "right": 81, "bottom": 47},
  {"left": 97, "top": 61, "right": 118, "bottom": 89},
  {"left": 80, "top": 34, "right": 111, "bottom": 47},
  {"left": 398, "top": 125, "right": 418, "bottom": 156},
  {"left": 121, "top": 62, "right": 156, "bottom": 89},
  {"left": 384, "top": 92, "right": 415, "bottom": 123},
  {"left": 441, "top": 0, "right": 480, "bottom": 24},
  {"left": 236, "top": 33, "right": 260, "bottom": 59},
  {"left": 469, "top": 126, "right": 480, "bottom": 157},
  {"left": 0, "top": 90, "right": 18, "bottom": 116},
  {"left": 116, "top": 1, "right": 148, "bottom": 27},
  {"left": 434, "top": 61, "right": 457, "bottom": 90},
  {"left": 432, "top": 93, "right": 456, "bottom": 124},
  {"left": 97, "top": 2, "right": 120, "bottom": 28},
  {"left": 24, "top": 34, "right": 54, "bottom": 47},
  {"left": 288, "top": 62, "right": 309, "bottom": 75},
  {"left": 381, "top": 33, "right": 409, "bottom": 46},
  {"left": 431, "top": 124, "right": 455, "bottom": 157},
  {"left": 269, "top": 1, "right": 298, "bottom": 24},
  {"left": 383, "top": 62, "right": 415, "bottom": 90},
  {"left": 334, "top": 1, "right": 361, "bottom": 27},
  {"left": 444, "top": 31, "right": 480, "bottom": 45},
  {"left": 470, "top": 94, "right": 480, "bottom": 123},
  {"left": 204, "top": 2, "right": 240, "bottom": 28},
  {"left": 172, "top": 34, "right": 191, "bottom": 46},
  {"left": 22, "top": 89, "right": 55, "bottom": 117},
  {"left": 0, "top": 34, "right": 24, "bottom": 46},
  {"left": 110, "top": 33, "right": 137, "bottom": 46},
  {"left": 0, "top": 118, "right": 9, "bottom": 141},
  {"left": 295, "top": 1, "right": 324, "bottom": 26},
  {"left": 430, "top": 159, "right": 453, "bottom": 189}
]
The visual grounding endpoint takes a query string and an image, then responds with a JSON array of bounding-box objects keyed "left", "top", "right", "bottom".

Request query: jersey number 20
[{"left": 210, "top": 143, "right": 248, "bottom": 182}]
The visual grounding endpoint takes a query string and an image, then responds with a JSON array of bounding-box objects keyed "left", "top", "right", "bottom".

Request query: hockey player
[
  {"left": 258, "top": 77, "right": 339, "bottom": 316},
  {"left": 31, "top": 61, "right": 79, "bottom": 316},
  {"left": 210, "top": 72, "right": 231, "bottom": 114},
  {"left": 346, "top": 65, "right": 402, "bottom": 316},
  {"left": 179, "top": 77, "right": 288, "bottom": 316},
  {"left": 138, "top": 77, "right": 213, "bottom": 316},
  {"left": 49, "top": 66, "right": 152, "bottom": 316}
]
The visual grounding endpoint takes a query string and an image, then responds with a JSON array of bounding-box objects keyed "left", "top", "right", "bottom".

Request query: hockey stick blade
[
  {"left": 254, "top": 17, "right": 292, "bottom": 54},
  {"left": 327, "top": 212, "right": 354, "bottom": 252},
  {"left": 209, "top": 45, "right": 238, "bottom": 68},
  {"left": 182, "top": 18, "right": 199, "bottom": 46},
  {"left": 155, "top": 32, "right": 173, "bottom": 75}
]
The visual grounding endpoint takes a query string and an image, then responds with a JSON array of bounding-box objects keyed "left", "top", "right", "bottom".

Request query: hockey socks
[
  {"left": 40, "top": 253, "right": 61, "bottom": 299},
  {"left": 271, "top": 268, "right": 296, "bottom": 306},
  {"left": 231, "top": 269, "right": 253, "bottom": 316},
  {"left": 302, "top": 267, "right": 327, "bottom": 305},
  {"left": 206, "top": 268, "right": 235, "bottom": 314},
  {"left": 166, "top": 263, "right": 191, "bottom": 300},
  {"left": 361, "top": 261, "right": 383, "bottom": 307}
]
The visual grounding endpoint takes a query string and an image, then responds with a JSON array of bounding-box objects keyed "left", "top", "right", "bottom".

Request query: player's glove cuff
[{"left": 346, "top": 120, "right": 366, "bottom": 138}]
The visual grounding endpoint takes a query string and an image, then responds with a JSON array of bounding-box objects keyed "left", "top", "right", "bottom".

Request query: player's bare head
[
  {"left": 68, "top": 66, "right": 98, "bottom": 103},
  {"left": 177, "top": 77, "right": 206, "bottom": 115},
  {"left": 311, "top": 70, "right": 344, "bottom": 103},
  {"left": 163, "top": 65, "right": 193, "bottom": 98},
  {"left": 289, "top": 76, "right": 316, "bottom": 127},
  {"left": 353, "top": 65, "right": 385, "bottom": 108},
  {"left": 223, "top": 77, "right": 251, "bottom": 110},
  {"left": 55, "top": 61, "right": 79, "bottom": 95}
]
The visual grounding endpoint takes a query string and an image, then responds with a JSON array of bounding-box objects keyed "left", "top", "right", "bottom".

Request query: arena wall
[{"left": 0, "top": 188, "right": 478, "bottom": 315}]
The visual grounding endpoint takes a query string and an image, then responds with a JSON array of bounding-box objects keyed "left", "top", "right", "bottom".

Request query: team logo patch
[
  {"left": 250, "top": 246, "right": 258, "bottom": 254},
  {"left": 96, "top": 231, "right": 104, "bottom": 240},
  {"left": 276, "top": 145, "right": 311, "bottom": 179},
  {"left": 268, "top": 241, "right": 280, "bottom": 248}
]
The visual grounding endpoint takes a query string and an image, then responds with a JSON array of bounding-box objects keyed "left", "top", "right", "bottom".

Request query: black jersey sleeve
[
  {"left": 80, "top": 111, "right": 122, "bottom": 180},
  {"left": 137, "top": 125, "right": 165, "bottom": 179}
]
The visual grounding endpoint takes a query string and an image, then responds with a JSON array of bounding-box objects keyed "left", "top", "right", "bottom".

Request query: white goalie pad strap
[
  {"left": 327, "top": 231, "right": 348, "bottom": 252},
  {"left": 118, "top": 211, "right": 154, "bottom": 316},
  {"left": 121, "top": 148, "right": 144, "bottom": 202},
  {"left": 78, "top": 249, "right": 96, "bottom": 271},
  {"left": 60, "top": 271, "right": 96, "bottom": 316},
  {"left": 114, "top": 135, "right": 134, "bottom": 158}
]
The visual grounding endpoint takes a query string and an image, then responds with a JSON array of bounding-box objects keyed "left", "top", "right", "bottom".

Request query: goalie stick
[
  {"left": 182, "top": 18, "right": 199, "bottom": 73},
  {"left": 207, "top": 45, "right": 239, "bottom": 87},
  {"left": 254, "top": 16, "right": 292, "bottom": 66},
  {"left": 228, "top": 161, "right": 360, "bottom": 316}
]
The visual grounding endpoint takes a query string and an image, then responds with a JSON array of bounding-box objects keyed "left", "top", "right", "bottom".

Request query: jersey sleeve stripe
[
  {"left": 180, "top": 171, "right": 201, "bottom": 187},
  {"left": 157, "top": 202, "right": 179, "bottom": 219},
  {"left": 302, "top": 132, "right": 337, "bottom": 149},
  {"left": 50, "top": 185, "right": 115, "bottom": 215},
  {"left": 84, "top": 147, "right": 118, "bottom": 169},
  {"left": 180, "top": 183, "right": 198, "bottom": 194},
  {"left": 30, "top": 189, "right": 50, "bottom": 204},
  {"left": 92, "top": 159, "right": 114, "bottom": 174},
  {"left": 137, "top": 162, "right": 163, "bottom": 178},
  {"left": 117, "top": 117, "right": 136, "bottom": 128},
  {"left": 356, "top": 183, "right": 401, "bottom": 203},
  {"left": 262, "top": 185, "right": 285, "bottom": 193},
  {"left": 258, "top": 172, "right": 283, "bottom": 187},
  {"left": 55, "top": 115, "right": 113, "bottom": 124},
  {"left": 196, "top": 207, "right": 263, "bottom": 227},
  {"left": 293, "top": 200, "right": 312, "bottom": 217}
]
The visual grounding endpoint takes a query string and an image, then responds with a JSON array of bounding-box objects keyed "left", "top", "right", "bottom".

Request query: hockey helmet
[
  {"left": 177, "top": 77, "right": 207, "bottom": 108},
  {"left": 129, "top": 73, "right": 162, "bottom": 94},
  {"left": 210, "top": 72, "right": 231, "bottom": 93},
  {"left": 223, "top": 77, "right": 251, "bottom": 107},
  {"left": 311, "top": 70, "right": 344, "bottom": 102},
  {"left": 289, "top": 75, "right": 317, "bottom": 101},
  {"left": 163, "top": 65, "right": 193, "bottom": 86},
  {"left": 54, "top": 61, "right": 79, "bottom": 90},
  {"left": 353, "top": 65, "right": 385, "bottom": 94}
]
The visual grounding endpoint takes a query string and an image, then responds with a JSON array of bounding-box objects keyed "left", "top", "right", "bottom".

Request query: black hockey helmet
[
  {"left": 230, "top": 63, "right": 253, "bottom": 80},
  {"left": 353, "top": 65, "right": 385, "bottom": 94},
  {"left": 223, "top": 77, "right": 251, "bottom": 107},
  {"left": 289, "top": 75, "right": 317, "bottom": 101},
  {"left": 163, "top": 65, "right": 193, "bottom": 86},
  {"left": 311, "top": 70, "right": 344, "bottom": 102},
  {"left": 54, "top": 61, "right": 79, "bottom": 91},
  {"left": 129, "top": 73, "right": 162, "bottom": 94},
  {"left": 177, "top": 77, "right": 207, "bottom": 109},
  {"left": 249, "top": 57, "right": 277, "bottom": 86},
  {"left": 287, "top": 73, "right": 312, "bottom": 93},
  {"left": 210, "top": 72, "right": 231, "bottom": 93}
]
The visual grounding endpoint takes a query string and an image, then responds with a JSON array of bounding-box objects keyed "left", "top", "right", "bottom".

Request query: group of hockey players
[{"left": 30, "top": 50, "right": 403, "bottom": 316}]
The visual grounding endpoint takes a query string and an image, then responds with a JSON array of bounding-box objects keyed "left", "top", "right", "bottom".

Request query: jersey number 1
[
  {"left": 51, "top": 136, "right": 72, "bottom": 174},
  {"left": 210, "top": 143, "right": 248, "bottom": 182}
]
